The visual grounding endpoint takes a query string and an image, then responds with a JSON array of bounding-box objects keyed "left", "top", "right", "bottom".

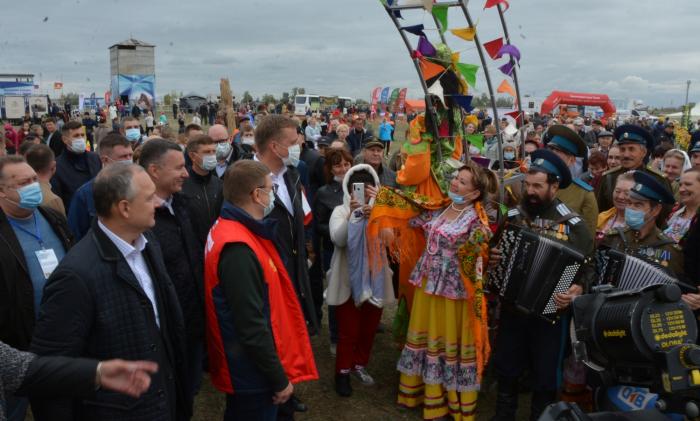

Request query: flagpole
[
  {"left": 496, "top": 3, "right": 526, "bottom": 158},
  {"left": 456, "top": 0, "right": 506, "bottom": 203},
  {"left": 383, "top": 4, "right": 444, "bottom": 163}
]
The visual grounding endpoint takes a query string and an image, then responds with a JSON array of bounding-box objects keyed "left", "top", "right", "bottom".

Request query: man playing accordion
[{"left": 489, "top": 149, "right": 594, "bottom": 421}]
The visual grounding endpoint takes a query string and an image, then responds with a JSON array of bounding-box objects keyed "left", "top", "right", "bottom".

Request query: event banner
[
  {"left": 370, "top": 87, "right": 381, "bottom": 106},
  {"left": 388, "top": 88, "right": 400, "bottom": 111},
  {"left": 397, "top": 88, "right": 408, "bottom": 113},
  {"left": 379, "top": 87, "right": 390, "bottom": 105}
]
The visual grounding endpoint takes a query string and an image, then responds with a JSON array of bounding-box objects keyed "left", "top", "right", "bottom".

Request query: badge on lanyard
[{"left": 35, "top": 248, "right": 59, "bottom": 279}]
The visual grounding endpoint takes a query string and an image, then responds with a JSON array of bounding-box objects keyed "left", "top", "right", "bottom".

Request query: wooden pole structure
[{"left": 220, "top": 78, "right": 236, "bottom": 137}]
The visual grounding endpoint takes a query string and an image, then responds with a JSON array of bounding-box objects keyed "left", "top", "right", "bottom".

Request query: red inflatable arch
[{"left": 540, "top": 91, "right": 616, "bottom": 119}]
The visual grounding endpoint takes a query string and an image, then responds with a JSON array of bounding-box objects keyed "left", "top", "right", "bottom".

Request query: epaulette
[
  {"left": 573, "top": 178, "right": 594, "bottom": 192},
  {"left": 644, "top": 166, "right": 666, "bottom": 178},
  {"left": 602, "top": 166, "right": 622, "bottom": 176},
  {"left": 556, "top": 203, "right": 581, "bottom": 225}
]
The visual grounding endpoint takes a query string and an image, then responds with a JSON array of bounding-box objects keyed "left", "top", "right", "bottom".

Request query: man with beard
[
  {"left": 489, "top": 149, "right": 594, "bottom": 421},
  {"left": 596, "top": 124, "right": 669, "bottom": 212}
]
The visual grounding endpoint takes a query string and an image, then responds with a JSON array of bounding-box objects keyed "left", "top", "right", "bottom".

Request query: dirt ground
[{"left": 192, "top": 302, "right": 533, "bottom": 421}]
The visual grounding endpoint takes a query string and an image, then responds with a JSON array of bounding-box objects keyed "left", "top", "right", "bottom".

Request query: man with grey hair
[{"left": 30, "top": 163, "right": 189, "bottom": 421}]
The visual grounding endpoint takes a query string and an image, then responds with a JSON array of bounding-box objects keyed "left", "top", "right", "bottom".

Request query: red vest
[{"left": 204, "top": 218, "right": 318, "bottom": 394}]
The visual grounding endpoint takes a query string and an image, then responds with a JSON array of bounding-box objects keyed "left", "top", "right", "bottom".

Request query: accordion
[
  {"left": 595, "top": 248, "right": 677, "bottom": 290},
  {"left": 488, "top": 224, "right": 585, "bottom": 318}
]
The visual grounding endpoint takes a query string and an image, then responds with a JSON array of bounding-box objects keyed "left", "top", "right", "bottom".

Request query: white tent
[{"left": 666, "top": 103, "right": 700, "bottom": 120}]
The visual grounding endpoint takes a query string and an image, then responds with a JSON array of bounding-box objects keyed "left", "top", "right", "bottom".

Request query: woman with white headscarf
[{"left": 663, "top": 149, "right": 692, "bottom": 201}]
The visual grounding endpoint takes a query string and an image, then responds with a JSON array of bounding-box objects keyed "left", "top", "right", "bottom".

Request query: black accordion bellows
[
  {"left": 595, "top": 248, "right": 677, "bottom": 290},
  {"left": 487, "top": 225, "right": 584, "bottom": 319}
]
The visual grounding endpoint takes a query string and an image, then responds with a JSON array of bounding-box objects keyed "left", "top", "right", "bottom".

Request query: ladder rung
[{"left": 387, "top": 1, "right": 463, "bottom": 12}]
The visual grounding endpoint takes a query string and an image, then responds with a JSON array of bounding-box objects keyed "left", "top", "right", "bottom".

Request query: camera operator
[
  {"left": 489, "top": 149, "right": 595, "bottom": 421},
  {"left": 599, "top": 171, "right": 683, "bottom": 277}
]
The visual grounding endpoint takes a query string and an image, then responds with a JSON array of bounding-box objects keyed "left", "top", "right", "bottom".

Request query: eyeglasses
[{"left": 254, "top": 184, "right": 278, "bottom": 194}]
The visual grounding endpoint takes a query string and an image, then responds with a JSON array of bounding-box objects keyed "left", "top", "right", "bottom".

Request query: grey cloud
[{"left": 1, "top": 0, "right": 697, "bottom": 106}]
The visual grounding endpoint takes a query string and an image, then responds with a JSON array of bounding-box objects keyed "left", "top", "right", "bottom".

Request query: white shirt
[
  {"left": 98, "top": 220, "right": 160, "bottom": 328},
  {"left": 254, "top": 154, "right": 293, "bottom": 215}
]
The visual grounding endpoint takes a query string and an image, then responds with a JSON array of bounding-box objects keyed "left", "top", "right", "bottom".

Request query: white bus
[{"left": 294, "top": 94, "right": 355, "bottom": 116}]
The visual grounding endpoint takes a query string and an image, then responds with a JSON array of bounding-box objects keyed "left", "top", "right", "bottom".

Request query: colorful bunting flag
[
  {"left": 427, "top": 80, "right": 445, "bottom": 107},
  {"left": 498, "top": 61, "right": 515, "bottom": 77},
  {"left": 484, "top": 0, "right": 510, "bottom": 12},
  {"left": 450, "top": 27, "right": 476, "bottom": 41},
  {"left": 419, "top": 57, "right": 446, "bottom": 80},
  {"left": 417, "top": 36, "right": 437, "bottom": 57},
  {"left": 455, "top": 63, "right": 479, "bottom": 88},
  {"left": 451, "top": 94, "right": 474, "bottom": 113},
  {"left": 497, "top": 79, "right": 516, "bottom": 97},
  {"left": 432, "top": 5, "right": 449, "bottom": 33},
  {"left": 386, "top": 0, "right": 403, "bottom": 18},
  {"left": 423, "top": 0, "right": 433, "bottom": 12},
  {"left": 496, "top": 44, "right": 521, "bottom": 62},
  {"left": 506, "top": 110, "right": 523, "bottom": 127},
  {"left": 483, "top": 38, "right": 504, "bottom": 60},
  {"left": 467, "top": 134, "right": 484, "bottom": 151},
  {"left": 402, "top": 24, "right": 425, "bottom": 37}
]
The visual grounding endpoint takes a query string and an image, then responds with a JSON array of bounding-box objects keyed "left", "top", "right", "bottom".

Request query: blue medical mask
[
  {"left": 125, "top": 128, "right": 141, "bottom": 141},
  {"left": 16, "top": 182, "right": 43, "bottom": 209},
  {"left": 625, "top": 207, "right": 646, "bottom": 231},
  {"left": 215, "top": 142, "right": 232, "bottom": 160},
  {"left": 504, "top": 152, "right": 516, "bottom": 160},
  {"left": 258, "top": 188, "right": 275, "bottom": 217},
  {"left": 282, "top": 144, "right": 301, "bottom": 168},
  {"left": 448, "top": 190, "right": 466, "bottom": 205},
  {"left": 201, "top": 154, "right": 217, "bottom": 171},
  {"left": 70, "top": 138, "right": 87, "bottom": 154}
]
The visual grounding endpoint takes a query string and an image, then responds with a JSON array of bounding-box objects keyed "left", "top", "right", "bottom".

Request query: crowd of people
[{"left": 1, "top": 100, "right": 700, "bottom": 421}]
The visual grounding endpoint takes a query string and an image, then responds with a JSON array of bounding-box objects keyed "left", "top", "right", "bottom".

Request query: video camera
[{"left": 539, "top": 283, "right": 700, "bottom": 420}]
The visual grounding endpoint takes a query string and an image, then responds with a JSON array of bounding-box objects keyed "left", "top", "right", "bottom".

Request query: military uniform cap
[
  {"left": 529, "top": 149, "right": 572, "bottom": 189},
  {"left": 630, "top": 170, "right": 675, "bottom": 205},
  {"left": 545, "top": 125, "right": 587, "bottom": 158},
  {"left": 613, "top": 124, "right": 653, "bottom": 149}
]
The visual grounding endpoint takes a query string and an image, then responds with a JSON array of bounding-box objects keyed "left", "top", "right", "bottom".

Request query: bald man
[{"left": 209, "top": 124, "right": 242, "bottom": 179}]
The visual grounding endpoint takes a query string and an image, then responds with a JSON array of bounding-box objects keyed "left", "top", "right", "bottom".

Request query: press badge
[{"left": 35, "top": 249, "right": 59, "bottom": 279}]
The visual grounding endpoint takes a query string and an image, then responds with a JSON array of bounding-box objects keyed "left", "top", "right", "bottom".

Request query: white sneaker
[
  {"left": 351, "top": 367, "right": 375, "bottom": 386},
  {"left": 329, "top": 343, "right": 337, "bottom": 356}
]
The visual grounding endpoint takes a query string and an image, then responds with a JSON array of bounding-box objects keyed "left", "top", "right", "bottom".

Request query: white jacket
[{"left": 326, "top": 164, "right": 395, "bottom": 306}]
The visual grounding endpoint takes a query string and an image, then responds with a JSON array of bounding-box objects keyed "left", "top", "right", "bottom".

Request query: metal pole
[
  {"left": 496, "top": 3, "right": 526, "bottom": 160},
  {"left": 383, "top": 5, "right": 443, "bottom": 162},
  {"left": 457, "top": 0, "right": 506, "bottom": 203},
  {"left": 684, "top": 80, "right": 691, "bottom": 130}
]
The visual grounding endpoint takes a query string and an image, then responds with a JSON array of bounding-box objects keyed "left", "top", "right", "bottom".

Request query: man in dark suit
[
  {"left": 254, "top": 115, "right": 318, "bottom": 419},
  {"left": 50, "top": 121, "right": 102, "bottom": 210},
  {"left": 42, "top": 117, "right": 63, "bottom": 157},
  {"left": 30, "top": 163, "right": 189, "bottom": 421}
]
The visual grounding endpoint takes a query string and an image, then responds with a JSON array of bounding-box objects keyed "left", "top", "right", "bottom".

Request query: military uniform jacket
[
  {"left": 556, "top": 179, "right": 598, "bottom": 239},
  {"left": 599, "top": 226, "right": 684, "bottom": 278},
  {"left": 595, "top": 166, "right": 670, "bottom": 212},
  {"left": 506, "top": 198, "right": 595, "bottom": 288}
]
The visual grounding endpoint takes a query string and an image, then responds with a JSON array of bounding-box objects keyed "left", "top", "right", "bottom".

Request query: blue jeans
[{"left": 224, "top": 393, "right": 277, "bottom": 421}]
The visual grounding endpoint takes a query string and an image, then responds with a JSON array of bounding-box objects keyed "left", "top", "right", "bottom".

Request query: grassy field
[{"left": 192, "top": 302, "right": 534, "bottom": 421}]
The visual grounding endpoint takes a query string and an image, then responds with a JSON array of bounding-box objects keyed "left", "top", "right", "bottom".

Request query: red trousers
[{"left": 335, "top": 298, "right": 383, "bottom": 373}]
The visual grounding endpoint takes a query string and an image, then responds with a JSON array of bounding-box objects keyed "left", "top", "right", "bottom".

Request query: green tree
[
  {"left": 60, "top": 92, "right": 79, "bottom": 106},
  {"left": 242, "top": 91, "right": 254, "bottom": 103},
  {"left": 261, "top": 94, "right": 276, "bottom": 104},
  {"left": 281, "top": 92, "right": 290, "bottom": 103}
]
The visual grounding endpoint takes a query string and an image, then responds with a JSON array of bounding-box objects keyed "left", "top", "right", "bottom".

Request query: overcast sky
[{"left": 1, "top": 0, "right": 698, "bottom": 107}]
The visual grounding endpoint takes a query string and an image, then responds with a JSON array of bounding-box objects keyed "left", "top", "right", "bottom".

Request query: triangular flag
[
  {"left": 498, "top": 61, "right": 515, "bottom": 77},
  {"left": 484, "top": 0, "right": 510, "bottom": 12},
  {"left": 498, "top": 202, "right": 509, "bottom": 216},
  {"left": 432, "top": 5, "right": 449, "bottom": 33},
  {"left": 386, "top": 0, "right": 403, "bottom": 18},
  {"left": 497, "top": 79, "right": 516, "bottom": 97},
  {"left": 450, "top": 27, "right": 476, "bottom": 41},
  {"left": 483, "top": 38, "right": 504, "bottom": 60},
  {"left": 506, "top": 111, "right": 523, "bottom": 127},
  {"left": 452, "top": 95, "right": 474, "bottom": 113},
  {"left": 419, "top": 57, "right": 446, "bottom": 80},
  {"left": 467, "top": 133, "right": 484, "bottom": 150},
  {"left": 417, "top": 36, "right": 437, "bottom": 57},
  {"left": 451, "top": 52, "right": 460, "bottom": 67},
  {"left": 455, "top": 63, "right": 479, "bottom": 88},
  {"left": 422, "top": 0, "right": 433, "bottom": 12},
  {"left": 402, "top": 24, "right": 425, "bottom": 37},
  {"left": 496, "top": 44, "right": 521, "bottom": 62},
  {"left": 427, "top": 80, "right": 445, "bottom": 107}
]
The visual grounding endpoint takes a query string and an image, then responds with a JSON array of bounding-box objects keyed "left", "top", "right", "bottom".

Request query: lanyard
[{"left": 8, "top": 213, "right": 44, "bottom": 248}]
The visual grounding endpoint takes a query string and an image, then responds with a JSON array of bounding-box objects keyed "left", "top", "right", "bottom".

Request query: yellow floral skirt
[{"left": 397, "top": 283, "right": 480, "bottom": 420}]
